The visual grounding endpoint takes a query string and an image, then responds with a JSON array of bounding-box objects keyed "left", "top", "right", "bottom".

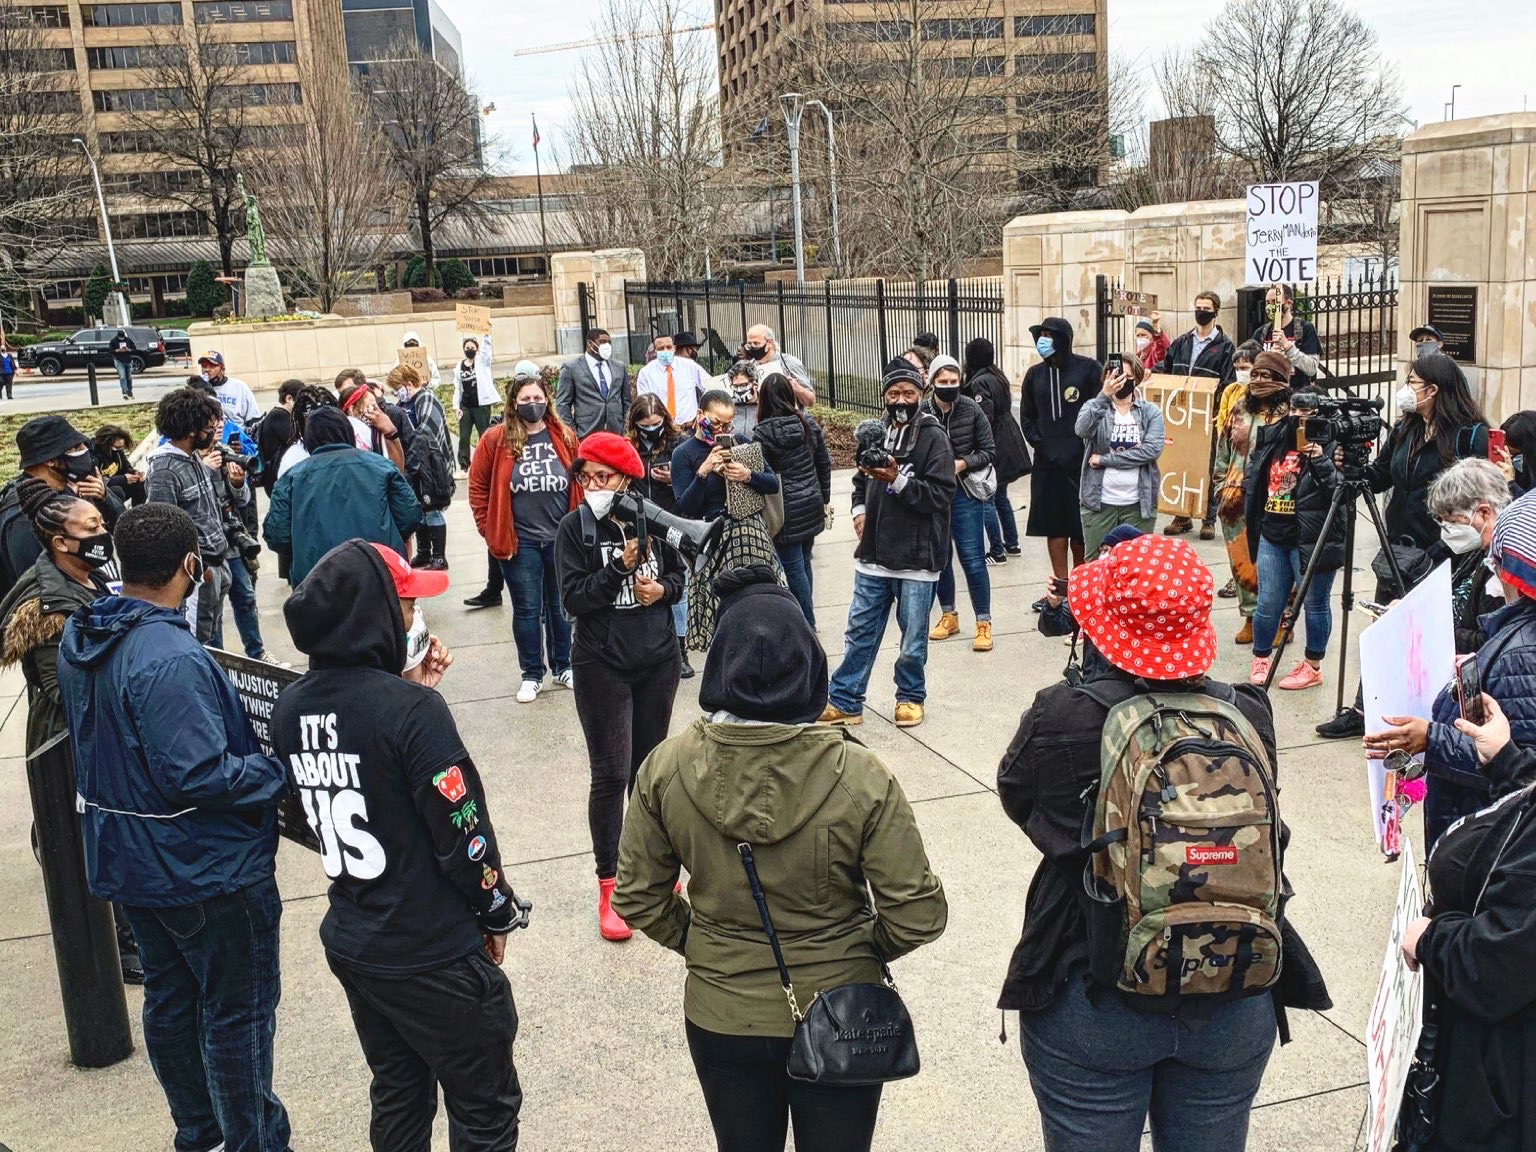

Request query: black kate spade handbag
[{"left": 736, "top": 842, "right": 919, "bottom": 1086}]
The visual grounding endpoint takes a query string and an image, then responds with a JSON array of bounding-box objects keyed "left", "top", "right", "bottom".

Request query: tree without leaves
[
  {"left": 243, "top": 60, "right": 402, "bottom": 312},
  {"left": 357, "top": 36, "right": 493, "bottom": 287},
  {"left": 1015, "top": 52, "right": 1141, "bottom": 212}
]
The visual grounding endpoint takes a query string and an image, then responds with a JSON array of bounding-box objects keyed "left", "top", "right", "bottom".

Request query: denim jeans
[
  {"left": 937, "top": 490, "right": 991, "bottom": 621},
  {"left": 983, "top": 481, "right": 1019, "bottom": 553},
  {"left": 119, "top": 876, "right": 291, "bottom": 1152},
  {"left": 215, "top": 555, "right": 265, "bottom": 659},
  {"left": 115, "top": 358, "right": 133, "bottom": 397},
  {"left": 775, "top": 539, "right": 816, "bottom": 627},
  {"left": 828, "top": 571, "right": 936, "bottom": 712},
  {"left": 192, "top": 561, "right": 232, "bottom": 646},
  {"left": 671, "top": 572, "right": 689, "bottom": 638},
  {"left": 1253, "top": 536, "right": 1336, "bottom": 661},
  {"left": 498, "top": 541, "right": 571, "bottom": 680},
  {"left": 1019, "top": 977, "right": 1275, "bottom": 1152}
]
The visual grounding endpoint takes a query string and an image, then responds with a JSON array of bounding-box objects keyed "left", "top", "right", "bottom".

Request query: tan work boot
[
  {"left": 894, "top": 701, "right": 924, "bottom": 727},
  {"left": 929, "top": 611, "right": 960, "bottom": 640},
  {"left": 1235, "top": 618, "right": 1253, "bottom": 645},
  {"left": 818, "top": 703, "right": 863, "bottom": 726},
  {"left": 973, "top": 621, "right": 993, "bottom": 652}
]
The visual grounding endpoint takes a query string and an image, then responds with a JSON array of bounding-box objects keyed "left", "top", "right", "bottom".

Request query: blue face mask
[
  {"left": 1036, "top": 336, "right": 1054, "bottom": 359},
  {"left": 657, "top": 350, "right": 675, "bottom": 366}
]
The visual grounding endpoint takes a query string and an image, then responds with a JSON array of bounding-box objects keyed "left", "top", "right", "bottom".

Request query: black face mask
[
  {"left": 192, "top": 428, "right": 217, "bottom": 452},
  {"left": 1115, "top": 380, "right": 1137, "bottom": 400},
  {"left": 934, "top": 386, "right": 961, "bottom": 404},
  {"left": 743, "top": 344, "right": 768, "bottom": 361},
  {"left": 1194, "top": 308, "right": 1217, "bottom": 327},
  {"left": 636, "top": 423, "right": 665, "bottom": 447},
  {"left": 67, "top": 531, "right": 114, "bottom": 569},
  {"left": 56, "top": 451, "right": 96, "bottom": 482},
  {"left": 516, "top": 401, "right": 547, "bottom": 425},
  {"left": 886, "top": 401, "right": 919, "bottom": 425}
]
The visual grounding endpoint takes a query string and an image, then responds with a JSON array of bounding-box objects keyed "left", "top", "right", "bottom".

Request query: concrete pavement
[{"left": 0, "top": 474, "right": 1399, "bottom": 1151}]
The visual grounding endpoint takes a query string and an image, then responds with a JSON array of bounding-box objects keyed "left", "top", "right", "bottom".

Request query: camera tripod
[{"left": 1260, "top": 442, "right": 1406, "bottom": 713}]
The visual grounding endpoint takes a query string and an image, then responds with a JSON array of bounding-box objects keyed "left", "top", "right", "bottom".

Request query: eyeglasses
[{"left": 576, "top": 469, "right": 618, "bottom": 489}]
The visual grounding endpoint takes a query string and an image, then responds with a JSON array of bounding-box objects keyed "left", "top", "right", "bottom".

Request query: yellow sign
[
  {"left": 455, "top": 302, "right": 491, "bottom": 336},
  {"left": 397, "top": 346, "right": 429, "bottom": 376},
  {"left": 1142, "top": 372, "right": 1218, "bottom": 519}
]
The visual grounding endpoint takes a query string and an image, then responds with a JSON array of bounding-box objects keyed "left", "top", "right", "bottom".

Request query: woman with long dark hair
[
  {"left": 626, "top": 393, "right": 692, "bottom": 675},
  {"left": 963, "top": 337, "right": 1029, "bottom": 562},
  {"left": 752, "top": 373, "right": 831, "bottom": 626}
]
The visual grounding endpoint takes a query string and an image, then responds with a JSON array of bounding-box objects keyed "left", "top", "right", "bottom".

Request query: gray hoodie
[{"left": 145, "top": 442, "right": 247, "bottom": 562}]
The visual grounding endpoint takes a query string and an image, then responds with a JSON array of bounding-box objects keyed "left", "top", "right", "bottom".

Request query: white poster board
[
  {"left": 1364, "top": 839, "right": 1425, "bottom": 1152},
  {"left": 1359, "top": 562, "right": 1455, "bottom": 845},
  {"left": 1245, "top": 182, "right": 1320, "bottom": 284}
]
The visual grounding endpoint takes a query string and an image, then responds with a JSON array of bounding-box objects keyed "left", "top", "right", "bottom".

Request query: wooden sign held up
[
  {"left": 397, "top": 346, "right": 430, "bottom": 376},
  {"left": 455, "top": 302, "right": 492, "bottom": 336},
  {"left": 1141, "top": 372, "right": 1219, "bottom": 520}
]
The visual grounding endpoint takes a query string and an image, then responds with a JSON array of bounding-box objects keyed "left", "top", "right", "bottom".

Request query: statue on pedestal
[
  {"left": 236, "top": 173, "right": 268, "bottom": 265},
  {"left": 236, "top": 172, "right": 285, "bottom": 318}
]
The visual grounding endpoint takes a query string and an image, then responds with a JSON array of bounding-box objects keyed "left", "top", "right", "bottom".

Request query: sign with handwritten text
[
  {"left": 1365, "top": 839, "right": 1424, "bottom": 1152},
  {"left": 455, "top": 302, "right": 492, "bottom": 336},
  {"left": 1245, "top": 182, "right": 1319, "bottom": 284},
  {"left": 1142, "top": 372, "right": 1217, "bottom": 519}
]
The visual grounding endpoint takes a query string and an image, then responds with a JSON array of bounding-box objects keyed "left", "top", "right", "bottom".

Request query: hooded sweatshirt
[
  {"left": 1021, "top": 317, "right": 1098, "bottom": 469},
  {"left": 614, "top": 719, "right": 948, "bottom": 1036},
  {"left": 272, "top": 540, "right": 521, "bottom": 974}
]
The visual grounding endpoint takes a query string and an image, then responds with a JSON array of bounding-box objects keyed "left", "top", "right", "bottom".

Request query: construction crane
[{"left": 512, "top": 22, "right": 715, "bottom": 56}]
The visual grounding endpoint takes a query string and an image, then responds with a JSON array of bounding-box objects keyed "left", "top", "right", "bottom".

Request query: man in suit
[{"left": 557, "top": 327, "right": 629, "bottom": 437}]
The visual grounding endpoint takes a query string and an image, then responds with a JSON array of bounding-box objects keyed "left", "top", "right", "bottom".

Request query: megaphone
[{"left": 612, "top": 490, "right": 724, "bottom": 569}]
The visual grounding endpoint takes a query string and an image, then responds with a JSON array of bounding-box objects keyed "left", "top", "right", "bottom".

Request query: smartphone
[
  {"left": 1358, "top": 600, "right": 1389, "bottom": 618},
  {"left": 1489, "top": 428, "right": 1507, "bottom": 461},
  {"left": 1049, "top": 576, "right": 1068, "bottom": 598},
  {"left": 1295, "top": 422, "right": 1310, "bottom": 452},
  {"left": 1457, "top": 655, "right": 1487, "bottom": 725}
]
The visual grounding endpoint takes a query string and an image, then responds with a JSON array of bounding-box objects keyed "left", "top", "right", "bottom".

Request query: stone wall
[{"left": 550, "top": 248, "right": 646, "bottom": 356}]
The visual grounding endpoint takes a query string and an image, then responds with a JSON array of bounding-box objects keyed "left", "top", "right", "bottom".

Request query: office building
[{"left": 340, "top": 0, "right": 463, "bottom": 77}]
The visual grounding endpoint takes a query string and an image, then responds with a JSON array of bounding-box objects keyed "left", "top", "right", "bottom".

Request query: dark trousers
[
  {"left": 328, "top": 950, "right": 522, "bottom": 1152},
  {"left": 119, "top": 876, "right": 290, "bottom": 1152},
  {"left": 458, "top": 406, "right": 492, "bottom": 468},
  {"left": 685, "top": 1020, "right": 883, "bottom": 1152},
  {"left": 0, "top": 371, "right": 13, "bottom": 399},
  {"left": 774, "top": 538, "right": 816, "bottom": 627},
  {"left": 572, "top": 652, "right": 681, "bottom": 878}
]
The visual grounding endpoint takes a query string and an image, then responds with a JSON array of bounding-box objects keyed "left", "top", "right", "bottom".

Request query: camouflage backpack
[{"left": 1077, "top": 681, "right": 1282, "bottom": 1004}]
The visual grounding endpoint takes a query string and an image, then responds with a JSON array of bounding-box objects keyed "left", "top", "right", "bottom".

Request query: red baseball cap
[
  {"left": 1068, "top": 535, "right": 1217, "bottom": 679},
  {"left": 370, "top": 542, "right": 449, "bottom": 600}
]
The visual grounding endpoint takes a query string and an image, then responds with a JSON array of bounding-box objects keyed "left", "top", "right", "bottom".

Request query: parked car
[
  {"left": 158, "top": 328, "right": 191, "bottom": 359},
  {"left": 20, "top": 326, "right": 168, "bottom": 376}
]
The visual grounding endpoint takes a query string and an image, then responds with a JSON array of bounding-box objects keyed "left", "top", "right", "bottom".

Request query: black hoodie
[
  {"left": 273, "top": 539, "right": 521, "bottom": 974},
  {"left": 1021, "top": 317, "right": 1098, "bottom": 469}
]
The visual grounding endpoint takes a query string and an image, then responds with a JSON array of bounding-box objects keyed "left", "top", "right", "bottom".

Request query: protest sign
[
  {"left": 1359, "top": 562, "right": 1455, "bottom": 846},
  {"left": 208, "top": 647, "right": 318, "bottom": 853},
  {"left": 455, "top": 302, "right": 492, "bottom": 336},
  {"left": 1245, "top": 182, "right": 1319, "bottom": 284},
  {"left": 398, "top": 346, "right": 430, "bottom": 376},
  {"left": 1142, "top": 372, "right": 1218, "bottom": 519},
  {"left": 1365, "top": 839, "right": 1425, "bottom": 1152}
]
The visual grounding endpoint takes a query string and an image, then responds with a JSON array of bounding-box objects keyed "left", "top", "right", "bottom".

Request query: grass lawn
[{"left": 0, "top": 403, "right": 160, "bottom": 479}]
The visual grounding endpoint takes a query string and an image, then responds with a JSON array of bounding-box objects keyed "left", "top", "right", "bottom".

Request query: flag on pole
[{"left": 532, "top": 114, "right": 541, "bottom": 151}]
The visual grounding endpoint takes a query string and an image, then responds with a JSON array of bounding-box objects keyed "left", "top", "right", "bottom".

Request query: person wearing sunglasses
[{"left": 555, "top": 432, "right": 685, "bottom": 941}]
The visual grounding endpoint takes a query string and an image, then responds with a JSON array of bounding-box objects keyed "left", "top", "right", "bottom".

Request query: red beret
[{"left": 578, "top": 431, "right": 644, "bottom": 479}]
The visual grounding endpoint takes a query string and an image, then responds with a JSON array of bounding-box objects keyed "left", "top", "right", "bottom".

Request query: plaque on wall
[{"left": 1425, "top": 286, "right": 1477, "bottom": 363}]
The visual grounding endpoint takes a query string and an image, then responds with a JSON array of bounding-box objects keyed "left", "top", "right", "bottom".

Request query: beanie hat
[
  {"left": 928, "top": 354, "right": 961, "bottom": 381},
  {"left": 1490, "top": 490, "right": 1536, "bottom": 601},
  {"left": 882, "top": 357, "right": 924, "bottom": 393},
  {"left": 303, "top": 406, "right": 356, "bottom": 453},
  {"left": 1247, "top": 351, "right": 1293, "bottom": 401},
  {"left": 1135, "top": 319, "right": 1156, "bottom": 335},
  {"left": 577, "top": 431, "right": 643, "bottom": 479},
  {"left": 17, "top": 415, "right": 86, "bottom": 469},
  {"left": 511, "top": 359, "right": 541, "bottom": 380},
  {"left": 699, "top": 565, "right": 828, "bottom": 724}
]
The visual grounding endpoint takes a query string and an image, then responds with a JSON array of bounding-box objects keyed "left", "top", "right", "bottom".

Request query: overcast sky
[{"left": 449, "top": 0, "right": 1536, "bottom": 174}]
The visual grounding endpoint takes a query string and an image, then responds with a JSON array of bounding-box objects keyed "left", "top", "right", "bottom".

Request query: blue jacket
[
  {"left": 264, "top": 443, "right": 421, "bottom": 584},
  {"left": 1425, "top": 596, "right": 1536, "bottom": 844},
  {"left": 57, "top": 596, "right": 287, "bottom": 907}
]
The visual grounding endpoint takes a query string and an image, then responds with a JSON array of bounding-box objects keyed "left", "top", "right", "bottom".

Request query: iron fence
[
  {"left": 1237, "top": 274, "right": 1400, "bottom": 407},
  {"left": 622, "top": 277, "right": 1005, "bottom": 414}
]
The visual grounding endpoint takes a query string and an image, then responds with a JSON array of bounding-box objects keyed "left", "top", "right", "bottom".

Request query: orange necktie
[{"left": 665, "top": 364, "right": 676, "bottom": 419}]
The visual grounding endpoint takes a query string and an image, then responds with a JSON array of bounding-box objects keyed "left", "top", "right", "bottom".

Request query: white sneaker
[
  {"left": 553, "top": 669, "right": 573, "bottom": 689},
  {"left": 258, "top": 653, "right": 293, "bottom": 669},
  {"left": 516, "top": 679, "right": 541, "bottom": 703}
]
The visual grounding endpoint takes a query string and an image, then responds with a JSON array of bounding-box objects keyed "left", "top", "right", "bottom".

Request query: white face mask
[
  {"left": 1135, "top": 335, "right": 1150, "bottom": 350},
  {"left": 403, "top": 606, "right": 429, "bottom": 672},
  {"left": 1396, "top": 385, "right": 1418, "bottom": 417},
  {"left": 584, "top": 488, "right": 617, "bottom": 518},
  {"left": 1235, "top": 368, "right": 1252, "bottom": 385},
  {"left": 1439, "top": 520, "right": 1483, "bottom": 556},
  {"left": 596, "top": 342, "right": 613, "bottom": 362}
]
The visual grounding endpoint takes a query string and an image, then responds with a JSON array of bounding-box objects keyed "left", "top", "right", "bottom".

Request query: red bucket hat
[{"left": 1068, "top": 535, "right": 1217, "bottom": 679}]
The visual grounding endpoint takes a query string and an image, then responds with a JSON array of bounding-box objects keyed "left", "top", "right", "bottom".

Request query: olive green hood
[{"left": 676, "top": 720, "right": 847, "bottom": 845}]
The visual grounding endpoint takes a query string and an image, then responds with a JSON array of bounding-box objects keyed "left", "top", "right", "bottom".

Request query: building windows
[
  {"left": 465, "top": 255, "right": 548, "bottom": 279},
  {"left": 1014, "top": 14, "right": 1096, "bottom": 37},
  {"left": 109, "top": 169, "right": 201, "bottom": 196},
  {"left": 29, "top": 90, "right": 83, "bottom": 114},
  {"left": 827, "top": 20, "right": 909, "bottom": 41},
  {"left": 1014, "top": 51, "right": 1097, "bottom": 76},
  {"left": 82, "top": 3, "right": 183, "bottom": 26},
  {"left": 964, "top": 131, "right": 1009, "bottom": 152},
  {"left": 22, "top": 5, "right": 71, "bottom": 26},
  {"left": 87, "top": 44, "right": 180, "bottom": 69},
  {"left": 223, "top": 82, "right": 301, "bottom": 105},
  {"left": 209, "top": 40, "right": 297, "bottom": 65},
  {"left": 112, "top": 211, "right": 208, "bottom": 238},
  {"left": 100, "top": 130, "right": 164, "bottom": 153},
  {"left": 921, "top": 17, "right": 1002, "bottom": 39},
  {"left": 14, "top": 47, "right": 75, "bottom": 71},
  {"left": 926, "top": 55, "right": 1004, "bottom": 78},
  {"left": 193, "top": 0, "right": 294, "bottom": 22},
  {"left": 977, "top": 95, "right": 1006, "bottom": 114},
  {"left": 93, "top": 87, "right": 184, "bottom": 112},
  {"left": 343, "top": 9, "right": 415, "bottom": 61}
]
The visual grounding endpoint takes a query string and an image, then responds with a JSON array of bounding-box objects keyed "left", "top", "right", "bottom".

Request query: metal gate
[
  {"left": 1236, "top": 275, "right": 1399, "bottom": 408},
  {"left": 1094, "top": 276, "right": 1158, "bottom": 364},
  {"left": 576, "top": 281, "right": 597, "bottom": 345}
]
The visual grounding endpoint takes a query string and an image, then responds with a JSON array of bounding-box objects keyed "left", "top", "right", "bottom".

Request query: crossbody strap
[{"left": 737, "top": 842, "right": 803, "bottom": 1021}]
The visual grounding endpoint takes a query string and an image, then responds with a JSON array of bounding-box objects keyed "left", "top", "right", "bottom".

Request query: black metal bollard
[
  {"left": 27, "top": 741, "right": 133, "bottom": 1067},
  {"left": 86, "top": 361, "right": 100, "bottom": 407}
]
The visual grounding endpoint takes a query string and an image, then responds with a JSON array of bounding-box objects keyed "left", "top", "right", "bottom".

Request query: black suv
[{"left": 22, "top": 326, "right": 168, "bottom": 376}]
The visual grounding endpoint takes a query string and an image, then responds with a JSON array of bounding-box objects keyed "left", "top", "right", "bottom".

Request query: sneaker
[
  {"left": 1278, "top": 660, "right": 1324, "bottom": 691},
  {"left": 463, "top": 588, "right": 502, "bottom": 609},
  {"left": 1163, "top": 516, "right": 1193, "bottom": 536},
  {"left": 985, "top": 550, "right": 1007, "bottom": 565},
  {"left": 973, "top": 621, "right": 993, "bottom": 652},
  {"left": 1248, "top": 656, "right": 1272, "bottom": 686},
  {"left": 1218, "top": 578, "right": 1238, "bottom": 599},
  {"left": 1199, "top": 521, "right": 1217, "bottom": 541},
  {"left": 516, "top": 679, "right": 541, "bottom": 703},
  {"left": 1317, "top": 707, "right": 1366, "bottom": 739},
  {"left": 817, "top": 703, "right": 863, "bottom": 726},
  {"left": 1005, "top": 545, "right": 1022, "bottom": 555},
  {"left": 258, "top": 652, "right": 294, "bottom": 669},
  {"left": 553, "top": 669, "right": 573, "bottom": 689},
  {"left": 1234, "top": 618, "right": 1253, "bottom": 645},
  {"left": 929, "top": 611, "right": 960, "bottom": 640},
  {"left": 893, "top": 701, "right": 924, "bottom": 727}
]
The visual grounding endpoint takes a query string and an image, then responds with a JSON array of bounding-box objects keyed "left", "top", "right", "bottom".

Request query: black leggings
[
  {"left": 686, "top": 1020, "right": 883, "bottom": 1152},
  {"left": 572, "top": 654, "right": 681, "bottom": 878}
]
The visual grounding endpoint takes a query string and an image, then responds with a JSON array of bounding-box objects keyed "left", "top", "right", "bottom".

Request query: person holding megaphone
[{"left": 556, "top": 431, "right": 688, "bottom": 942}]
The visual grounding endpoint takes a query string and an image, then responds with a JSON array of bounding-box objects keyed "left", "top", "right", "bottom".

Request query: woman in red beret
[{"left": 554, "top": 431, "right": 686, "bottom": 941}]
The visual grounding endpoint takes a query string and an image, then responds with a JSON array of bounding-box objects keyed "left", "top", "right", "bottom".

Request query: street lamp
[
  {"left": 1449, "top": 84, "right": 1461, "bottom": 121},
  {"left": 72, "top": 137, "right": 130, "bottom": 325},
  {"left": 803, "top": 98, "right": 842, "bottom": 276},
  {"left": 779, "top": 93, "right": 806, "bottom": 284}
]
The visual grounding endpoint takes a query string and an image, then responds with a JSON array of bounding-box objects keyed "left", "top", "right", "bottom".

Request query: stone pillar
[
  {"left": 1398, "top": 114, "right": 1536, "bottom": 420},
  {"left": 591, "top": 247, "right": 647, "bottom": 364},
  {"left": 551, "top": 250, "right": 594, "bottom": 356},
  {"left": 1124, "top": 200, "right": 1246, "bottom": 342}
]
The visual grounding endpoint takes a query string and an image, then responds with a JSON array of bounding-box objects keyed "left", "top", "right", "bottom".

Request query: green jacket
[{"left": 615, "top": 719, "right": 948, "bottom": 1037}]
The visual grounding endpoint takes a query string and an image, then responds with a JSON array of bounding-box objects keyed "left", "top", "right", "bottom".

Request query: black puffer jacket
[
  {"left": 851, "top": 413, "right": 956, "bottom": 572},
  {"left": 1022, "top": 317, "right": 1097, "bottom": 469},
  {"left": 965, "top": 363, "right": 1030, "bottom": 483},
  {"left": 924, "top": 393, "right": 994, "bottom": 481},
  {"left": 1242, "top": 415, "right": 1345, "bottom": 571},
  {"left": 753, "top": 414, "right": 832, "bottom": 545},
  {"left": 1369, "top": 418, "right": 1490, "bottom": 551}
]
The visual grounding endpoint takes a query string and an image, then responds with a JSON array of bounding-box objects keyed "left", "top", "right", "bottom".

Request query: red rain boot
[{"left": 598, "top": 877, "right": 631, "bottom": 942}]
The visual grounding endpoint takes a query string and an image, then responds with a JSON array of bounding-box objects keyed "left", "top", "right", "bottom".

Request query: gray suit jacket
[{"left": 556, "top": 354, "right": 630, "bottom": 438}]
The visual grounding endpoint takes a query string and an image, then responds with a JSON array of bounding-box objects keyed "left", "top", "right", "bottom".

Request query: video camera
[
  {"left": 854, "top": 419, "right": 898, "bottom": 471},
  {"left": 215, "top": 442, "right": 262, "bottom": 477},
  {"left": 610, "top": 490, "right": 724, "bottom": 568},
  {"left": 1293, "top": 392, "right": 1384, "bottom": 447}
]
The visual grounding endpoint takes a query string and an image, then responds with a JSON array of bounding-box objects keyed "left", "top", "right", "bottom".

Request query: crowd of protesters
[{"left": 10, "top": 301, "right": 1536, "bottom": 1152}]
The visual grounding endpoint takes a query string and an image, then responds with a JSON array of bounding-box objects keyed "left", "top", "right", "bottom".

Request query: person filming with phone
[{"left": 1365, "top": 491, "right": 1536, "bottom": 846}]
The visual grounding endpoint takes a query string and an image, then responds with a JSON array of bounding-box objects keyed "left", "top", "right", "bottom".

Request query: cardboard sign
[
  {"left": 455, "top": 302, "right": 491, "bottom": 336},
  {"left": 1110, "top": 287, "right": 1157, "bottom": 318},
  {"left": 1141, "top": 372, "right": 1218, "bottom": 519},
  {"left": 1245, "top": 182, "right": 1319, "bottom": 284},
  {"left": 398, "top": 346, "right": 430, "bottom": 376},
  {"left": 1364, "top": 839, "right": 1425, "bottom": 1152}
]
